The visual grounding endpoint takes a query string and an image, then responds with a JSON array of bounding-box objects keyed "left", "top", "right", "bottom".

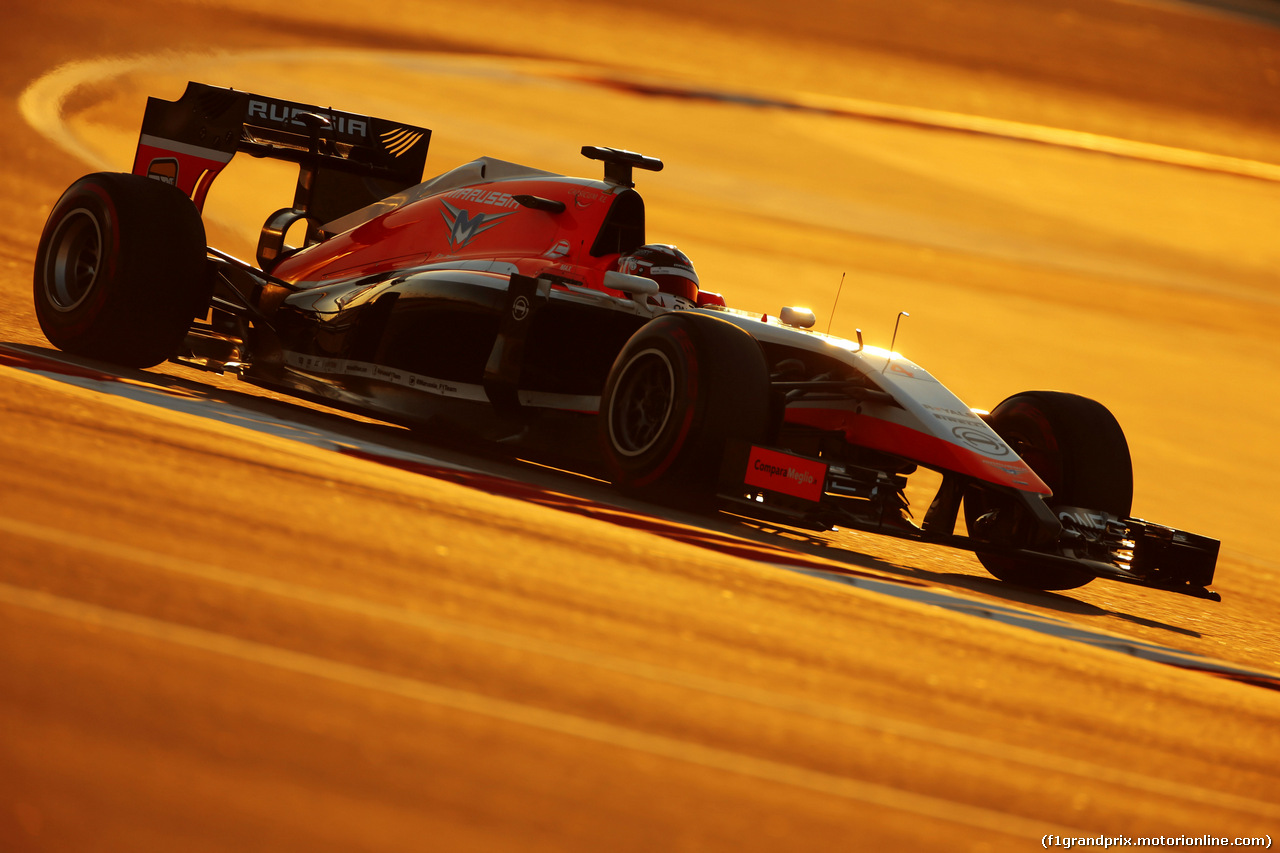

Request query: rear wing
[{"left": 131, "top": 81, "right": 431, "bottom": 227}]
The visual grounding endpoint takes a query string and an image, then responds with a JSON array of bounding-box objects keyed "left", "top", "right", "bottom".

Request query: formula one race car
[{"left": 32, "top": 82, "right": 1220, "bottom": 600}]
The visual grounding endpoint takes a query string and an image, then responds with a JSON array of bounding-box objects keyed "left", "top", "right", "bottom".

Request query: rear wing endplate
[{"left": 131, "top": 81, "right": 431, "bottom": 224}]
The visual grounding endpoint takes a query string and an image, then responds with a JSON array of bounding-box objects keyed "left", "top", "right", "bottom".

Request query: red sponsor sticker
[{"left": 744, "top": 446, "right": 827, "bottom": 502}]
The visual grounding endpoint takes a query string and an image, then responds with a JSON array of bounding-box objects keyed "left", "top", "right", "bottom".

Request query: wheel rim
[
  {"left": 608, "top": 348, "right": 676, "bottom": 458},
  {"left": 43, "top": 208, "right": 103, "bottom": 312}
]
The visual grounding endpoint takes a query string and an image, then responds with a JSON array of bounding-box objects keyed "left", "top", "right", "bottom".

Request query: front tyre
[
  {"left": 34, "top": 172, "right": 210, "bottom": 368},
  {"left": 965, "top": 391, "right": 1133, "bottom": 590},
  {"left": 601, "top": 312, "right": 771, "bottom": 507}
]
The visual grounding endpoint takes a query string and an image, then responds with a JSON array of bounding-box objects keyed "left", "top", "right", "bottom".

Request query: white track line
[
  {"left": 21, "top": 48, "right": 1280, "bottom": 186},
  {"left": 19, "top": 56, "right": 141, "bottom": 172}
]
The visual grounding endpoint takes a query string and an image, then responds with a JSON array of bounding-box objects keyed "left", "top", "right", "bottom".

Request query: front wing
[{"left": 717, "top": 442, "right": 1221, "bottom": 601}]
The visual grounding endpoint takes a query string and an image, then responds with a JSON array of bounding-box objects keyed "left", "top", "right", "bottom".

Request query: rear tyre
[
  {"left": 601, "top": 312, "right": 771, "bottom": 507},
  {"left": 34, "top": 172, "right": 210, "bottom": 368},
  {"left": 965, "top": 391, "right": 1133, "bottom": 590}
]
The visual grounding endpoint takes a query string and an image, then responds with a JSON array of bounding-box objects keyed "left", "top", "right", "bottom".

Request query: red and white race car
[{"left": 33, "top": 82, "right": 1220, "bottom": 599}]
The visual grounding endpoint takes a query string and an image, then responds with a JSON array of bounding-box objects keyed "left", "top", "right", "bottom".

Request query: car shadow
[
  {"left": 0, "top": 341, "right": 1202, "bottom": 644},
  {"left": 714, "top": 512, "right": 1203, "bottom": 640}
]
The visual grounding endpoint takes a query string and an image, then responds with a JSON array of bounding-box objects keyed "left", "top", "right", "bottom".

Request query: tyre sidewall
[
  {"left": 34, "top": 180, "right": 123, "bottom": 344},
  {"left": 604, "top": 324, "right": 701, "bottom": 488},
  {"left": 601, "top": 312, "right": 770, "bottom": 501},
  {"left": 33, "top": 173, "right": 209, "bottom": 368}
]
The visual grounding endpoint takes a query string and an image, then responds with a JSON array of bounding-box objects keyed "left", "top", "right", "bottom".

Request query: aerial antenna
[
  {"left": 825, "top": 272, "right": 846, "bottom": 335},
  {"left": 882, "top": 311, "right": 910, "bottom": 373}
]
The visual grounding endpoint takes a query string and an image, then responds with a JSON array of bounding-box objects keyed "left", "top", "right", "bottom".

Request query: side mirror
[
  {"left": 780, "top": 306, "right": 816, "bottom": 329},
  {"left": 604, "top": 271, "right": 659, "bottom": 296}
]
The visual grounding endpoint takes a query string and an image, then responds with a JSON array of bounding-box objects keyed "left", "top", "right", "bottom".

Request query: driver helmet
[{"left": 617, "top": 244, "right": 699, "bottom": 304}]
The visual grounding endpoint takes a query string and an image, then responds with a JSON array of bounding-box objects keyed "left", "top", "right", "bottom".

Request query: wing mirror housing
[{"left": 780, "top": 306, "right": 816, "bottom": 328}]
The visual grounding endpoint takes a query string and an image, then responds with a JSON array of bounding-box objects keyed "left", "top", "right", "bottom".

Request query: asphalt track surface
[{"left": 3, "top": 1, "right": 1280, "bottom": 851}]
